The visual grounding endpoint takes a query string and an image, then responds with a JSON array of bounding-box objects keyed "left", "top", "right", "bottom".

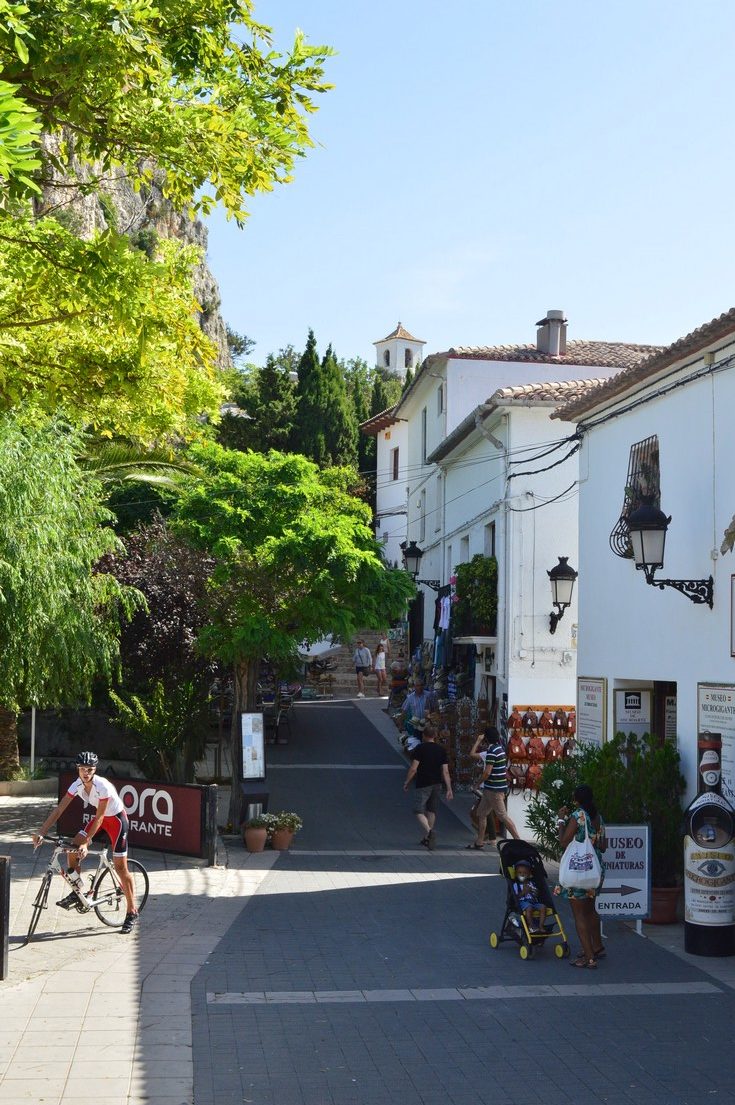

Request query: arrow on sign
[{"left": 599, "top": 884, "right": 639, "bottom": 897}]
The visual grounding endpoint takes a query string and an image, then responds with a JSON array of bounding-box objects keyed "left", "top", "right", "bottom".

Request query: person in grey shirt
[{"left": 353, "top": 638, "right": 372, "bottom": 698}]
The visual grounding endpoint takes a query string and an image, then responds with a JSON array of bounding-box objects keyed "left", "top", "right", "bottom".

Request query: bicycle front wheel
[
  {"left": 92, "top": 860, "right": 149, "bottom": 927},
  {"left": 25, "top": 873, "right": 52, "bottom": 944}
]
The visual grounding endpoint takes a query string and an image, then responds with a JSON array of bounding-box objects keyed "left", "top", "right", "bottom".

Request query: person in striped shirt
[{"left": 471, "top": 727, "right": 520, "bottom": 848}]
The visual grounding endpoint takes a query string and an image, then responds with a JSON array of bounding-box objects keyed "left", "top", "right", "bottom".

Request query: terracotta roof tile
[
  {"left": 374, "top": 322, "right": 425, "bottom": 344},
  {"left": 448, "top": 339, "right": 660, "bottom": 371},
  {"left": 492, "top": 378, "right": 612, "bottom": 404},
  {"left": 359, "top": 405, "right": 400, "bottom": 436},
  {"left": 427, "top": 377, "right": 608, "bottom": 464},
  {"left": 556, "top": 307, "right": 735, "bottom": 420}
]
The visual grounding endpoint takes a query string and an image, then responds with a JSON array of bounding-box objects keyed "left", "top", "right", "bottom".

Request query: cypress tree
[
  {"left": 257, "top": 348, "right": 297, "bottom": 452},
  {"left": 320, "top": 344, "right": 357, "bottom": 467},
  {"left": 292, "top": 329, "right": 328, "bottom": 465}
]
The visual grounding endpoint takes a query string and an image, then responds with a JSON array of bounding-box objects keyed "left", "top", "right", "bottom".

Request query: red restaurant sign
[{"left": 57, "top": 773, "right": 208, "bottom": 858}]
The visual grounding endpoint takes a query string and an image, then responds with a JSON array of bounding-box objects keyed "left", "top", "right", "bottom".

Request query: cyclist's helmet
[{"left": 75, "top": 751, "right": 98, "bottom": 767}]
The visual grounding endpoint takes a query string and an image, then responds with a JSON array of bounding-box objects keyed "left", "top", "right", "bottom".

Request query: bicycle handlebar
[{"left": 34, "top": 834, "right": 106, "bottom": 854}]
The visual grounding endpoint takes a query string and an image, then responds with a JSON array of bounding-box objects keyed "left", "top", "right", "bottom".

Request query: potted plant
[
  {"left": 451, "top": 555, "right": 498, "bottom": 636},
  {"left": 270, "top": 811, "right": 303, "bottom": 851},
  {"left": 243, "top": 814, "right": 273, "bottom": 853}
]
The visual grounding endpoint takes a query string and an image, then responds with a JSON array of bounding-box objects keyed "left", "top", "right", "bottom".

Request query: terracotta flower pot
[
  {"left": 271, "top": 828, "right": 295, "bottom": 851},
  {"left": 244, "top": 826, "right": 268, "bottom": 853},
  {"left": 644, "top": 886, "right": 681, "bottom": 925}
]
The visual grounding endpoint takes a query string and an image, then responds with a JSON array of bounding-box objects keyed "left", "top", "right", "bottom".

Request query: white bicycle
[{"left": 25, "top": 836, "right": 149, "bottom": 944}]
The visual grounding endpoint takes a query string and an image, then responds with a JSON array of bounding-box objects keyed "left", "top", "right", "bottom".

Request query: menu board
[{"left": 241, "top": 712, "right": 265, "bottom": 780}]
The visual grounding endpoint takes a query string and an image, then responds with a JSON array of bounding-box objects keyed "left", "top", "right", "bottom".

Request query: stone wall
[{"left": 35, "top": 133, "right": 231, "bottom": 369}]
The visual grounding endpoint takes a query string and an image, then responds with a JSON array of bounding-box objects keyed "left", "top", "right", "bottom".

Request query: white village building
[
  {"left": 362, "top": 311, "right": 656, "bottom": 723},
  {"left": 556, "top": 306, "right": 735, "bottom": 802}
]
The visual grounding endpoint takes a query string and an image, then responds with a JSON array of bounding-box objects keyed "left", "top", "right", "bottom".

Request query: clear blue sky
[{"left": 205, "top": 1, "right": 735, "bottom": 366}]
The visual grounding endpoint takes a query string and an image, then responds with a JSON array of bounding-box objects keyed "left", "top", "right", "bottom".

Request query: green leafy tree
[
  {"left": 218, "top": 347, "right": 297, "bottom": 453},
  {"left": 0, "top": 217, "right": 223, "bottom": 442},
  {"left": 0, "top": 414, "right": 142, "bottom": 777},
  {"left": 0, "top": 0, "right": 334, "bottom": 221},
  {"left": 109, "top": 679, "right": 210, "bottom": 784},
  {"left": 172, "top": 442, "right": 415, "bottom": 823}
]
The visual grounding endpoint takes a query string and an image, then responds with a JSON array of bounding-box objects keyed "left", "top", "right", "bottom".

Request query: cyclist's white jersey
[{"left": 67, "top": 775, "right": 124, "bottom": 816}]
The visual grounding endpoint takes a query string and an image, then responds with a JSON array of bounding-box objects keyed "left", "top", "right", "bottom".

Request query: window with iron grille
[{"left": 609, "top": 435, "right": 661, "bottom": 559}]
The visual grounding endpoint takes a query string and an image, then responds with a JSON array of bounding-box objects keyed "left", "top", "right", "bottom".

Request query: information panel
[
  {"left": 576, "top": 677, "right": 607, "bottom": 746},
  {"left": 597, "top": 823, "right": 651, "bottom": 920},
  {"left": 241, "top": 712, "right": 265, "bottom": 781}
]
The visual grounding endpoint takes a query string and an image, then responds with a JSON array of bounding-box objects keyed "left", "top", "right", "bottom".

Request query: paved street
[{"left": 3, "top": 699, "right": 735, "bottom": 1104}]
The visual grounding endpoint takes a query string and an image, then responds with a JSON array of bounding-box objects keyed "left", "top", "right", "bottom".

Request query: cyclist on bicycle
[{"left": 32, "top": 751, "right": 140, "bottom": 934}]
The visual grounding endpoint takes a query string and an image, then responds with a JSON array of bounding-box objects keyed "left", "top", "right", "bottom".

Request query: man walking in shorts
[{"left": 403, "top": 721, "right": 453, "bottom": 849}]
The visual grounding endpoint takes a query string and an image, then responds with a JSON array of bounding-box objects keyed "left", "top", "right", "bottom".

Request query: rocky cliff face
[{"left": 36, "top": 135, "right": 231, "bottom": 369}]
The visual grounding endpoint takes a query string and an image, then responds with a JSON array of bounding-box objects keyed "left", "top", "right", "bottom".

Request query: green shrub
[{"left": 526, "top": 732, "right": 686, "bottom": 886}]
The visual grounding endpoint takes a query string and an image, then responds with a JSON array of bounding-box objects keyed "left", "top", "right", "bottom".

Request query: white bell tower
[{"left": 373, "top": 322, "right": 425, "bottom": 378}]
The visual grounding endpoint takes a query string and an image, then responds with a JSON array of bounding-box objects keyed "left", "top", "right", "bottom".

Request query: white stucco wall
[
  {"left": 417, "top": 402, "right": 581, "bottom": 710},
  {"left": 374, "top": 420, "right": 408, "bottom": 568},
  {"left": 576, "top": 339, "right": 735, "bottom": 799}
]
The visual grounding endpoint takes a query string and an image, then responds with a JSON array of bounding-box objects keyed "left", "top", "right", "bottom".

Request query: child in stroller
[
  {"left": 490, "top": 839, "right": 570, "bottom": 960},
  {"left": 512, "top": 860, "right": 546, "bottom": 933}
]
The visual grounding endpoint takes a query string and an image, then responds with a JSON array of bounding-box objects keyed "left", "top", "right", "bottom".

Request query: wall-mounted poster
[
  {"left": 614, "top": 689, "right": 652, "bottom": 739},
  {"left": 731, "top": 577, "right": 735, "bottom": 658},
  {"left": 697, "top": 684, "right": 735, "bottom": 806},
  {"left": 577, "top": 677, "right": 607, "bottom": 747},
  {"left": 241, "top": 712, "right": 265, "bottom": 781}
]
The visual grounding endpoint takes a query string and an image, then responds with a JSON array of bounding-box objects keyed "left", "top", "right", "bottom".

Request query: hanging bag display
[{"left": 559, "top": 812, "right": 602, "bottom": 891}]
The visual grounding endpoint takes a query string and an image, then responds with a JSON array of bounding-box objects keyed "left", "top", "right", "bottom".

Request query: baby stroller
[{"left": 489, "top": 839, "right": 570, "bottom": 961}]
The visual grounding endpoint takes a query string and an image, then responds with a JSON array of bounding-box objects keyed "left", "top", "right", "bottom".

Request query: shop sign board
[
  {"left": 577, "top": 677, "right": 606, "bottom": 746},
  {"left": 57, "top": 772, "right": 208, "bottom": 857},
  {"left": 665, "top": 695, "right": 678, "bottom": 744},
  {"left": 697, "top": 684, "right": 735, "bottom": 805},
  {"left": 614, "top": 689, "right": 652, "bottom": 738},
  {"left": 241, "top": 712, "right": 266, "bottom": 781},
  {"left": 597, "top": 824, "right": 650, "bottom": 919}
]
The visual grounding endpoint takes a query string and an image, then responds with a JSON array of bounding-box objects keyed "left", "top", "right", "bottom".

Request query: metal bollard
[
  {"left": 206, "top": 785, "right": 218, "bottom": 867},
  {"left": 0, "top": 856, "right": 10, "bottom": 980}
]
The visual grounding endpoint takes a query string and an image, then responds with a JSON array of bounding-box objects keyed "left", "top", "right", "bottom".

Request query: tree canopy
[
  {"left": 0, "top": 414, "right": 141, "bottom": 775},
  {"left": 0, "top": 217, "right": 223, "bottom": 440},
  {"left": 0, "top": 0, "right": 333, "bottom": 221},
  {"left": 172, "top": 441, "right": 415, "bottom": 819}
]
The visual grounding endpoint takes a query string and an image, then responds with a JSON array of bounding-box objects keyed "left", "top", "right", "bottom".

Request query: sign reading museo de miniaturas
[{"left": 597, "top": 824, "right": 651, "bottom": 919}]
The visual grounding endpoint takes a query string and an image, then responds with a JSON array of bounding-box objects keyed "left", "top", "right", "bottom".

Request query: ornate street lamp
[
  {"left": 627, "top": 496, "right": 713, "bottom": 607},
  {"left": 547, "top": 556, "right": 577, "bottom": 634},
  {"left": 402, "top": 541, "right": 441, "bottom": 591}
]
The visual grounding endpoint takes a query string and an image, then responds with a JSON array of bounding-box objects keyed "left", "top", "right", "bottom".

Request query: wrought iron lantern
[
  {"left": 547, "top": 556, "right": 577, "bottom": 634},
  {"left": 627, "top": 496, "right": 713, "bottom": 607},
  {"left": 402, "top": 541, "right": 441, "bottom": 591}
]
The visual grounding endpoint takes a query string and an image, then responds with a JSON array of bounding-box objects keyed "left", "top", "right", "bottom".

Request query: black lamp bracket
[
  {"left": 644, "top": 572, "right": 714, "bottom": 608},
  {"left": 416, "top": 578, "right": 442, "bottom": 592},
  {"left": 549, "top": 607, "right": 566, "bottom": 634}
]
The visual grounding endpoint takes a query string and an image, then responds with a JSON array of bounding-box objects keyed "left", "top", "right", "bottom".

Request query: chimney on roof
[{"left": 536, "top": 309, "right": 567, "bottom": 356}]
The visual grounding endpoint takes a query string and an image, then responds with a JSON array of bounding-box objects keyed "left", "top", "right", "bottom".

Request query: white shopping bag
[{"left": 559, "top": 813, "right": 602, "bottom": 891}]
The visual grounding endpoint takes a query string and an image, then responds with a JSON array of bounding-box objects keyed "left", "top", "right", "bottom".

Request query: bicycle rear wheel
[
  {"left": 92, "top": 860, "right": 149, "bottom": 927},
  {"left": 25, "top": 873, "right": 52, "bottom": 944}
]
